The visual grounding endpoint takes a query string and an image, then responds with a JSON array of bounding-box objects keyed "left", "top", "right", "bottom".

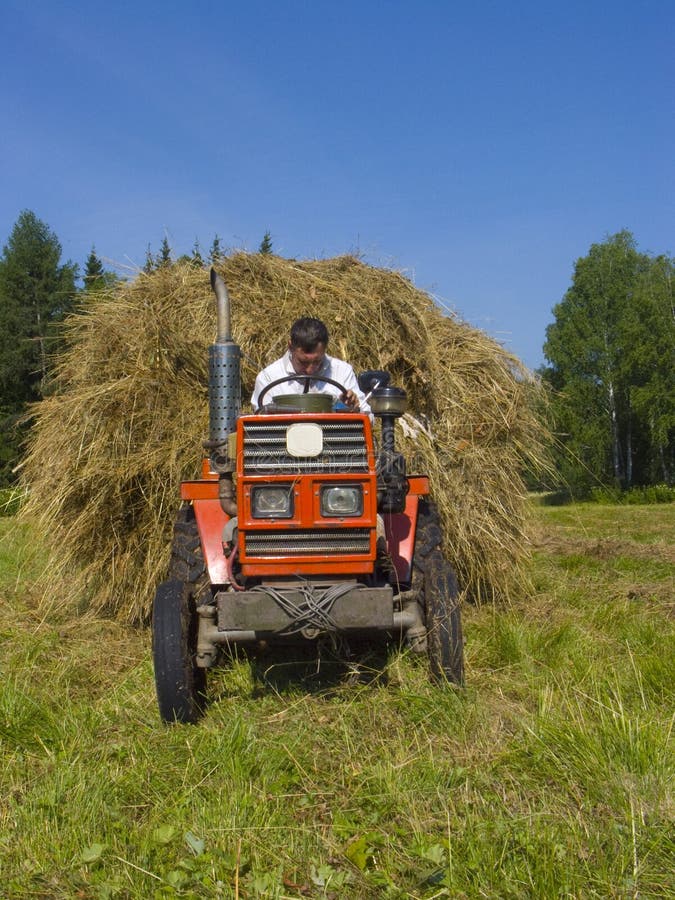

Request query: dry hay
[{"left": 20, "top": 253, "right": 548, "bottom": 622}]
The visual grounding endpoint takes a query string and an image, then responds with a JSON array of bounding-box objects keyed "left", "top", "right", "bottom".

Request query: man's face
[{"left": 289, "top": 342, "right": 326, "bottom": 375}]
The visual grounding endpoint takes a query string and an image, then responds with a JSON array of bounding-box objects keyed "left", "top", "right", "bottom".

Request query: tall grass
[{"left": 1, "top": 503, "right": 673, "bottom": 897}]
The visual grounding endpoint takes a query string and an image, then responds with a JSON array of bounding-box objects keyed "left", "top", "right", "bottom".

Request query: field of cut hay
[{"left": 20, "top": 253, "right": 547, "bottom": 622}]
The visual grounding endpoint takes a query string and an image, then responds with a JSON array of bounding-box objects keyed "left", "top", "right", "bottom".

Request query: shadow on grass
[
  {"left": 210, "top": 636, "right": 394, "bottom": 703},
  {"left": 531, "top": 489, "right": 574, "bottom": 506}
]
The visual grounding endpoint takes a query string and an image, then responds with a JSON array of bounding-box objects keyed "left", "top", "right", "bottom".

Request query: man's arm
[
  {"left": 337, "top": 363, "right": 372, "bottom": 417},
  {"left": 251, "top": 356, "right": 287, "bottom": 410},
  {"left": 251, "top": 372, "right": 271, "bottom": 410}
]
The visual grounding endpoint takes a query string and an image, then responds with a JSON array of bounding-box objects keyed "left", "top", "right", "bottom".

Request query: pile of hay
[{"left": 21, "top": 254, "right": 548, "bottom": 622}]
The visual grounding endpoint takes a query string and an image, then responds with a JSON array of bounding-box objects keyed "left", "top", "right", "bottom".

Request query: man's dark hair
[{"left": 290, "top": 317, "right": 329, "bottom": 350}]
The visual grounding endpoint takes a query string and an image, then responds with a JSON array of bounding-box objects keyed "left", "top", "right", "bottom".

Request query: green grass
[
  {"left": 1, "top": 503, "right": 673, "bottom": 898},
  {"left": 590, "top": 485, "right": 675, "bottom": 505},
  {"left": 0, "top": 486, "right": 25, "bottom": 517}
]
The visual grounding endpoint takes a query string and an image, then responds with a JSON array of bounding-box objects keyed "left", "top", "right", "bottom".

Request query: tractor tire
[
  {"left": 152, "top": 504, "right": 209, "bottom": 724},
  {"left": 167, "top": 503, "right": 210, "bottom": 589},
  {"left": 412, "top": 499, "right": 464, "bottom": 685}
]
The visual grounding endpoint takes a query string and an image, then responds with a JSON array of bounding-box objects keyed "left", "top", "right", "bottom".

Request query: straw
[{"left": 20, "top": 253, "right": 549, "bottom": 622}]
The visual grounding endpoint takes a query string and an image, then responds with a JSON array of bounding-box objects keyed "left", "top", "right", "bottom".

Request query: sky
[{"left": 1, "top": 0, "right": 673, "bottom": 370}]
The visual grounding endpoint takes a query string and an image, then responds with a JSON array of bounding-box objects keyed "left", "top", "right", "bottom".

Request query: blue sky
[{"left": 2, "top": 0, "right": 673, "bottom": 369}]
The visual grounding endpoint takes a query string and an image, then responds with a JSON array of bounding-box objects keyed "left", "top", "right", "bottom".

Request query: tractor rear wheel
[
  {"left": 152, "top": 504, "right": 209, "bottom": 723},
  {"left": 412, "top": 500, "right": 464, "bottom": 685}
]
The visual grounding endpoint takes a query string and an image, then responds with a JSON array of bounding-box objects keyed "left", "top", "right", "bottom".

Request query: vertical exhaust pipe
[
  {"left": 210, "top": 267, "right": 233, "bottom": 343},
  {"left": 207, "top": 268, "right": 241, "bottom": 473}
]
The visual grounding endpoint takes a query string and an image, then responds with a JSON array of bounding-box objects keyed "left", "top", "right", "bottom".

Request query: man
[{"left": 251, "top": 317, "right": 371, "bottom": 415}]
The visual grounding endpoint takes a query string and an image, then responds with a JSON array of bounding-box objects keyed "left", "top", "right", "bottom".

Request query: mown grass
[{"left": 1, "top": 503, "right": 673, "bottom": 898}]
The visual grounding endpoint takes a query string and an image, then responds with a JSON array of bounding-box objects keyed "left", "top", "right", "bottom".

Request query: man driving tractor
[{"left": 251, "top": 316, "right": 371, "bottom": 415}]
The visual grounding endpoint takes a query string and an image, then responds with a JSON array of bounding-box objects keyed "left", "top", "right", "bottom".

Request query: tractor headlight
[
  {"left": 251, "top": 485, "right": 294, "bottom": 518},
  {"left": 320, "top": 484, "right": 363, "bottom": 517}
]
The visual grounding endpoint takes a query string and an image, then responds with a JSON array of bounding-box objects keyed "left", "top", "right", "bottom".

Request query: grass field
[{"left": 1, "top": 502, "right": 673, "bottom": 898}]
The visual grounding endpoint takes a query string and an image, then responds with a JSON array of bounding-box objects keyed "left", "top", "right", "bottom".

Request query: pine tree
[
  {"left": 209, "top": 235, "right": 223, "bottom": 263},
  {"left": 0, "top": 210, "right": 77, "bottom": 481},
  {"left": 83, "top": 246, "right": 105, "bottom": 292},
  {"left": 143, "top": 244, "right": 156, "bottom": 274},
  {"left": 259, "top": 230, "right": 273, "bottom": 254},
  {"left": 158, "top": 236, "right": 172, "bottom": 268},
  {"left": 191, "top": 239, "right": 204, "bottom": 268}
]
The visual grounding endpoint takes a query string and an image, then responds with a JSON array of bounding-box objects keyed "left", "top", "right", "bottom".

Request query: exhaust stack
[
  {"left": 207, "top": 268, "right": 241, "bottom": 471},
  {"left": 210, "top": 266, "right": 233, "bottom": 343}
]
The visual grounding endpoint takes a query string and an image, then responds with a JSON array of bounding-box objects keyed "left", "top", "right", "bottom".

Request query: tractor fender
[
  {"left": 383, "top": 476, "right": 429, "bottom": 583},
  {"left": 180, "top": 481, "right": 229, "bottom": 586}
]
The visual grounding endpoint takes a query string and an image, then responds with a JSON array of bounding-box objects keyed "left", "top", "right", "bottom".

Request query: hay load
[{"left": 21, "top": 253, "right": 547, "bottom": 622}]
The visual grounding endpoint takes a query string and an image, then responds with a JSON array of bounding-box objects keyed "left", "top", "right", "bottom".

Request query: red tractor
[{"left": 152, "top": 270, "right": 463, "bottom": 723}]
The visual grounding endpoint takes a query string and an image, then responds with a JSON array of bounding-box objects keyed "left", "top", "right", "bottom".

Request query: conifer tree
[
  {"left": 191, "top": 239, "right": 204, "bottom": 268},
  {"left": 143, "top": 244, "right": 156, "bottom": 274},
  {"left": 83, "top": 246, "right": 105, "bottom": 292},
  {"left": 209, "top": 235, "right": 223, "bottom": 263},
  {"left": 0, "top": 210, "right": 77, "bottom": 481},
  {"left": 259, "top": 230, "right": 273, "bottom": 254},
  {"left": 157, "top": 236, "right": 172, "bottom": 268}
]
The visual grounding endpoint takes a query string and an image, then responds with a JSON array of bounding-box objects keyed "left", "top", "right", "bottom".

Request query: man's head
[{"left": 288, "top": 317, "right": 329, "bottom": 375}]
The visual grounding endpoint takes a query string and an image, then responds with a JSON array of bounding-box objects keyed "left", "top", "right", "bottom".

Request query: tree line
[
  {"left": 0, "top": 211, "right": 275, "bottom": 483},
  {"left": 541, "top": 230, "right": 673, "bottom": 495},
  {"left": 1, "top": 210, "right": 672, "bottom": 495}
]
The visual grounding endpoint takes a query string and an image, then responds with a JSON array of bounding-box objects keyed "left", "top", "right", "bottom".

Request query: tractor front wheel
[
  {"left": 152, "top": 578, "right": 206, "bottom": 723},
  {"left": 152, "top": 504, "right": 210, "bottom": 723}
]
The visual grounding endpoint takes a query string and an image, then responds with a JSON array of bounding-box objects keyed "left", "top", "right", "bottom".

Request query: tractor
[{"left": 152, "top": 269, "right": 463, "bottom": 723}]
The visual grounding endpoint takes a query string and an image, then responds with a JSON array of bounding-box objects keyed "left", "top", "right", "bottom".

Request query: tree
[
  {"left": 0, "top": 210, "right": 77, "bottom": 481},
  {"left": 144, "top": 235, "right": 172, "bottom": 272},
  {"left": 157, "top": 236, "right": 172, "bottom": 268},
  {"left": 191, "top": 239, "right": 204, "bottom": 268},
  {"left": 0, "top": 210, "right": 77, "bottom": 405},
  {"left": 83, "top": 246, "right": 118, "bottom": 294},
  {"left": 83, "top": 246, "right": 106, "bottom": 293},
  {"left": 259, "top": 230, "right": 273, "bottom": 254},
  {"left": 143, "top": 243, "right": 156, "bottom": 274},
  {"left": 209, "top": 235, "right": 223, "bottom": 263},
  {"left": 629, "top": 254, "right": 674, "bottom": 484},
  {"left": 542, "top": 231, "right": 673, "bottom": 493},
  {"left": 84, "top": 246, "right": 104, "bottom": 284}
]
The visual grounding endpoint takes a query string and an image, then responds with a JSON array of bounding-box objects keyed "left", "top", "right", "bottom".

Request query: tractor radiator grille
[
  {"left": 242, "top": 421, "right": 369, "bottom": 474},
  {"left": 245, "top": 528, "right": 371, "bottom": 557}
]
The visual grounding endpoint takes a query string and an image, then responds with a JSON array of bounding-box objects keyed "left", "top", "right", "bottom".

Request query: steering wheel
[{"left": 257, "top": 373, "right": 350, "bottom": 408}]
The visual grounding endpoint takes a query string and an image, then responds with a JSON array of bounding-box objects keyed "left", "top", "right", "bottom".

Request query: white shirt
[{"left": 251, "top": 351, "right": 372, "bottom": 417}]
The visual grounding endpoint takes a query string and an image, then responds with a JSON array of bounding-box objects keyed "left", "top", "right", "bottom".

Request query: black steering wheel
[{"left": 257, "top": 373, "right": 350, "bottom": 409}]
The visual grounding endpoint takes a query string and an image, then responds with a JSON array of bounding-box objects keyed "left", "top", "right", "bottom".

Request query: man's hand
[{"left": 342, "top": 389, "right": 360, "bottom": 410}]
